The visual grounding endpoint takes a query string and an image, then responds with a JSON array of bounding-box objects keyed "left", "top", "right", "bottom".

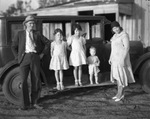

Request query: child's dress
[
  {"left": 49, "top": 41, "right": 69, "bottom": 70},
  {"left": 87, "top": 56, "right": 100, "bottom": 75},
  {"left": 67, "top": 35, "right": 87, "bottom": 66}
]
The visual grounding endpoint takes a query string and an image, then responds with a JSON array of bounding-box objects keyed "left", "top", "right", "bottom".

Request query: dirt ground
[{"left": 0, "top": 82, "right": 150, "bottom": 119}]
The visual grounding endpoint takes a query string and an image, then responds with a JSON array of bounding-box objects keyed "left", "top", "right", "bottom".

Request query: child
[
  {"left": 87, "top": 46, "right": 100, "bottom": 84},
  {"left": 67, "top": 23, "right": 87, "bottom": 86},
  {"left": 49, "top": 28, "right": 69, "bottom": 90}
]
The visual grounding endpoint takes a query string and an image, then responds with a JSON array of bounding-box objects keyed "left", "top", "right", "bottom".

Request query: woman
[{"left": 108, "top": 21, "right": 135, "bottom": 102}]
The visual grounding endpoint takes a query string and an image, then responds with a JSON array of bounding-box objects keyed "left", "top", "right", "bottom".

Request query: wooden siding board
[
  {"left": 149, "top": 5, "right": 150, "bottom": 46},
  {"left": 143, "top": 0, "right": 149, "bottom": 47},
  {"left": 132, "top": 0, "right": 150, "bottom": 47},
  {"left": 119, "top": 4, "right": 132, "bottom": 15},
  {"left": 36, "top": 4, "right": 119, "bottom": 16},
  {"left": 94, "top": 4, "right": 118, "bottom": 14}
]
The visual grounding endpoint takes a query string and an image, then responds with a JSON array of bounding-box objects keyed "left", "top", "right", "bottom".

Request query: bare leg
[
  {"left": 113, "top": 80, "right": 124, "bottom": 100},
  {"left": 115, "top": 82, "right": 120, "bottom": 98},
  {"left": 95, "top": 73, "right": 99, "bottom": 84},
  {"left": 114, "top": 85, "right": 124, "bottom": 101},
  {"left": 59, "top": 70, "right": 64, "bottom": 90},
  {"left": 112, "top": 81, "right": 120, "bottom": 99},
  {"left": 55, "top": 70, "right": 60, "bottom": 90},
  {"left": 73, "top": 66, "right": 78, "bottom": 86},
  {"left": 117, "top": 86, "right": 124, "bottom": 98},
  {"left": 89, "top": 74, "right": 93, "bottom": 84},
  {"left": 78, "top": 66, "right": 82, "bottom": 86}
]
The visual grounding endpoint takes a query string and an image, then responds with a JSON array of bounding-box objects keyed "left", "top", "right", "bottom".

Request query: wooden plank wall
[
  {"left": 25, "top": 0, "right": 150, "bottom": 47},
  {"left": 132, "top": 0, "right": 150, "bottom": 47}
]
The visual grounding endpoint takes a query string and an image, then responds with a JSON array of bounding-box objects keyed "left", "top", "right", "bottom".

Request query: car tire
[
  {"left": 139, "top": 60, "right": 150, "bottom": 93},
  {"left": 2, "top": 67, "right": 31, "bottom": 106}
]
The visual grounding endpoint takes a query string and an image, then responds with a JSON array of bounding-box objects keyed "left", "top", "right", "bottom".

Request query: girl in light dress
[
  {"left": 49, "top": 28, "right": 69, "bottom": 90},
  {"left": 67, "top": 23, "right": 87, "bottom": 86},
  {"left": 109, "top": 21, "right": 135, "bottom": 102},
  {"left": 87, "top": 46, "right": 100, "bottom": 85}
]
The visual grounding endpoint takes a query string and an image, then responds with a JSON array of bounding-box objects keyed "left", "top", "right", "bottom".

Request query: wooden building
[{"left": 24, "top": 0, "right": 150, "bottom": 47}]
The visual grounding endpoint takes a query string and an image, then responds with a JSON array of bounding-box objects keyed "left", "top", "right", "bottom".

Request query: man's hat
[{"left": 23, "top": 15, "right": 35, "bottom": 26}]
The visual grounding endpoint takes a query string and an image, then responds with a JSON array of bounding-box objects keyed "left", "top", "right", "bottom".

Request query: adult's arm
[
  {"left": 11, "top": 31, "right": 19, "bottom": 59},
  {"left": 122, "top": 33, "right": 130, "bottom": 60},
  {"left": 38, "top": 32, "right": 51, "bottom": 57}
]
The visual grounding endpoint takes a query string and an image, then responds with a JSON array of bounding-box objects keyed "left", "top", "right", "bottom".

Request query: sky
[{"left": 0, "top": 0, "right": 39, "bottom": 12}]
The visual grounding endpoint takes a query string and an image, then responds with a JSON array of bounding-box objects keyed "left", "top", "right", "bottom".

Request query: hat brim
[{"left": 23, "top": 19, "right": 35, "bottom": 26}]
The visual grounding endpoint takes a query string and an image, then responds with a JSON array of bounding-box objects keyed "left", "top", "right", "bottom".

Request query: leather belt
[{"left": 26, "top": 52, "right": 38, "bottom": 55}]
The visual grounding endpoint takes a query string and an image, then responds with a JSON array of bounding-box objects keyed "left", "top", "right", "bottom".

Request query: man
[{"left": 11, "top": 15, "right": 50, "bottom": 110}]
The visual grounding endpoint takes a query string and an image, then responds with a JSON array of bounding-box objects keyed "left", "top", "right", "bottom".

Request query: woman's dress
[{"left": 110, "top": 31, "right": 135, "bottom": 87}]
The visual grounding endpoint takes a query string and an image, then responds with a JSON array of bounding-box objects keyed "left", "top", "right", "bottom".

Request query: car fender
[
  {"left": 0, "top": 60, "right": 18, "bottom": 84},
  {"left": 0, "top": 59, "right": 47, "bottom": 86},
  {"left": 133, "top": 52, "right": 150, "bottom": 74}
]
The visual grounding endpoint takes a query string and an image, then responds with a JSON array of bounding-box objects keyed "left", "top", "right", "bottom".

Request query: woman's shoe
[
  {"left": 115, "top": 95, "right": 124, "bottom": 102},
  {"left": 112, "top": 96, "right": 117, "bottom": 99}
]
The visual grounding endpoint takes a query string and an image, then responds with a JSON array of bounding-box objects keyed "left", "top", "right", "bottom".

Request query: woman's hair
[
  {"left": 53, "top": 28, "right": 64, "bottom": 36},
  {"left": 73, "top": 23, "right": 82, "bottom": 31},
  {"left": 90, "top": 46, "right": 96, "bottom": 52},
  {"left": 111, "top": 21, "right": 123, "bottom": 34}
]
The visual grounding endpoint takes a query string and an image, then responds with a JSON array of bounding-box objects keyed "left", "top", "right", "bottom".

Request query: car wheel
[
  {"left": 2, "top": 67, "right": 31, "bottom": 106},
  {"left": 139, "top": 60, "right": 150, "bottom": 93}
]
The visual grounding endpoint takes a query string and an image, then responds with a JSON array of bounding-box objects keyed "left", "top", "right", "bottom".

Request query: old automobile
[{"left": 0, "top": 15, "right": 148, "bottom": 106}]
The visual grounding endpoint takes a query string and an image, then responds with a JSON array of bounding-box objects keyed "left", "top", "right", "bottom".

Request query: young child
[
  {"left": 67, "top": 23, "right": 87, "bottom": 86},
  {"left": 87, "top": 46, "right": 100, "bottom": 84},
  {"left": 49, "top": 28, "right": 69, "bottom": 90}
]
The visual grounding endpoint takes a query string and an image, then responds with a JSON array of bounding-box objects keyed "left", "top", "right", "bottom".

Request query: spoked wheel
[
  {"left": 2, "top": 67, "right": 31, "bottom": 106},
  {"left": 139, "top": 60, "right": 150, "bottom": 93}
]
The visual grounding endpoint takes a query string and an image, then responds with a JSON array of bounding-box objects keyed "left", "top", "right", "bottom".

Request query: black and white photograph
[{"left": 0, "top": 0, "right": 150, "bottom": 119}]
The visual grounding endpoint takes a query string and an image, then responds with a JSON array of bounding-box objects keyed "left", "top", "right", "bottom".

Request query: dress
[
  {"left": 49, "top": 41, "right": 69, "bottom": 70},
  {"left": 110, "top": 31, "right": 135, "bottom": 87},
  {"left": 87, "top": 56, "right": 100, "bottom": 75},
  {"left": 67, "top": 35, "right": 87, "bottom": 66}
]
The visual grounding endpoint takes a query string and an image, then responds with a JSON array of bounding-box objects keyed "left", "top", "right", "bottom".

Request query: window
[
  {"left": 9, "top": 22, "right": 23, "bottom": 44},
  {"left": 76, "top": 21, "right": 102, "bottom": 40},
  {"left": 91, "top": 22, "right": 102, "bottom": 38},
  {"left": 65, "top": 23, "right": 71, "bottom": 39},
  {"left": 41, "top": 18, "right": 103, "bottom": 41},
  {"left": 42, "top": 22, "right": 71, "bottom": 41},
  {"left": 43, "top": 23, "right": 62, "bottom": 41},
  {"left": 11, "top": 24, "right": 23, "bottom": 40},
  {"left": 77, "top": 22, "right": 90, "bottom": 39}
]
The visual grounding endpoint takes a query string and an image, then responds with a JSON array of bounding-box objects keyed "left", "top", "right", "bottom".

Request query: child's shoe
[
  {"left": 60, "top": 82, "right": 64, "bottom": 90},
  {"left": 56, "top": 83, "right": 61, "bottom": 90},
  {"left": 78, "top": 80, "right": 82, "bottom": 86},
  {"left": 75, "top": 80, "right": 78, "bottom": 86}
]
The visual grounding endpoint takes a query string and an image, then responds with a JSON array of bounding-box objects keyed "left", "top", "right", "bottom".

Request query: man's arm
[
  {"left": 39, "top": 32, "right": 51, "bottom": 58},
  {"left": 11, "top": 31, "right": 19, "bottom": 59}
]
